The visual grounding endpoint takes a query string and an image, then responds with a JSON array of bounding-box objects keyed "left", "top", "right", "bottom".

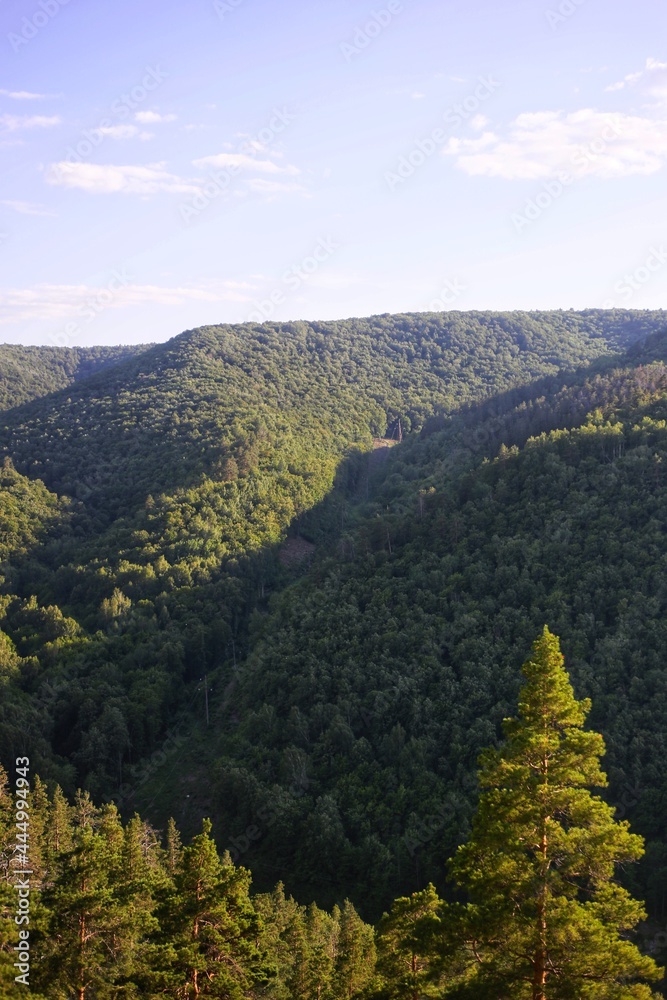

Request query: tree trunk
[{"left": 533, "top": 752, "right": 549, "bottom": 1000}]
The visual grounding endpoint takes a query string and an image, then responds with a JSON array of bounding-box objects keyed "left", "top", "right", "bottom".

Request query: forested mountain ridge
[
  {"left": 2, "top": 310, "right": 667, "bottom": 931},
  {"left": 2, "top": 310, "right": 661, "bottom": 517},
  {"left": 196, "top": 345, "right": 667, "bottom": 920},
  {"left": 0, "top": 343, "right": 151, "bottom": 413}
]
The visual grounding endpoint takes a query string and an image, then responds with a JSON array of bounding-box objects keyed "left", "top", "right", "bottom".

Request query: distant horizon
[{"left": 3, "top": 304, "right": 667, "bottom": 350}]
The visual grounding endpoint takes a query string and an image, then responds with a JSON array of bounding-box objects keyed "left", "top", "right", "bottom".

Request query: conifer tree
[
  {"left": 332, "top": 899, "right": 377, "bottom": 1000},
  {"left": 374, "top": 884, "right": 449, "bottom": 1000},
  {"left": 450, "top": 627, "right": 663, "bottom": 1000},
  {"left": 165, "top": 815, "right": 183, "bottom": 877},
  {"left": 305, "top": 902, "right": 337, "bottom": 1000},
  {"left": 35, "top": 800, "right": 128, "bottom": 999},
  {"left": 162, "top": 818, "right": 270, "bottom": 997},
  {"left": 44, "top": 786, "right": 74, "bottom": 866},
  {"left": 28, "top": 776, "right": 50, "bottom": 888},
  {"left": 253, "top": 883, "right": 305, "bottom": 1000},
  {"left": 111, "top": 815, "right": 166, "bottom": 992}
]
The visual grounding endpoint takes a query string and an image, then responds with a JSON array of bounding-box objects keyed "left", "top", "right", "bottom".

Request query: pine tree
[
  {"left": 253, "top": 883, "right": 304, "bottom": 1000},
  {"left": 305, "top": 902, "right": 337, "bottom": 1000},
  {"left": 374, "top": 884, "right": 450, "bottom": 1000},
  {"left": 162, "top": 818, "right": 271, "bottom": 997},
  {"left": 44, "top": 786, "right": 74, "bottom": 867},
  {"left": 332, "top": 899, "right": 376, "bottom": 1000},
  {"left": 450, "top": 627, "right": 663, "bottom": 999},
  {"left": 165, "top": 815, "right": 183, "bottom": 877},
  {"left": 111, "top": 815, "right": 166, "bottom": 992},
  {"left": 35, "top": 799, "right": 129, "bottom": 999}
]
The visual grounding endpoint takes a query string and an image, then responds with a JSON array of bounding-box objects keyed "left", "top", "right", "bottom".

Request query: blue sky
[{"left": 1, "top": 0, "right": 666, "bottom": 346}]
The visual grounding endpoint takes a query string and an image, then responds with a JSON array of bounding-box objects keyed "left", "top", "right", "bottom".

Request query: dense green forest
[
  {"left": 0, "top": 631, "right": 662, "bottom": 997},
  {"left": 203, "top": 345, "right": 667, "bottom": 920},
  {"left": 2, "top": 310, "right": 667, "bottom": 994},
  {"left": 0, "top": 344, "right": 150, "bottom": 412},
  {"left": 2, "top": 310, "right": 659, "bottom": 800}
]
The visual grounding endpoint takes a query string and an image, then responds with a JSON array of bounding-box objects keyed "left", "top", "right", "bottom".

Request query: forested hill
[
  {"left": 0, "top": 343, "right": 151, "bottom": 412},
  {"left": 1, "top": 310, "right": 664, "bottom": 517},
  {"left": 195, "top": 343, "right": 667, "bottom": 919},
  {"left": 2, "top": 310, "right": 667, "bottom": 926}
]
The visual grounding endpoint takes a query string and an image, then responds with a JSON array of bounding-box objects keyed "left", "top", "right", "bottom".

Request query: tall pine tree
[{"left": 449, "top": 627, "right": 663, "bottom": 1000}]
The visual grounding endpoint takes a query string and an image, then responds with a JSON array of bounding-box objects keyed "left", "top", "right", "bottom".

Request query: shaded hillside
[
  {"left": 171, "top": 348, "right": 667, "bottom": 920},
  {"left": 2, "top": 310, "right": 665, "bottom": 519},
  {"left": 0, "top": 310, "right": 667, "bottom": 909},
  {"left": 0, "top": 343, "right": 151, "bottom": 412}
]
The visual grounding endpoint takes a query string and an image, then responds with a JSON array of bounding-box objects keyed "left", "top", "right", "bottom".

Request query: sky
[{"left": 1, "top": 0, "right": 667, "bottom": 346}]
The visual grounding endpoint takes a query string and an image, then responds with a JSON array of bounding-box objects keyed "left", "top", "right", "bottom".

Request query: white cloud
[
  {"left": 235, "top": 138, "right": 266, "bottom": 154},
  {"left": 46, "top": 161, "right": 201, "bottom": 195},
  {"left": 0, "top": 114, "right": 61, "bottom": 132},
  {"left": 0, "top": 90, "right": 59, "bottom": 100},
  {"left": 605, "top": 57, "right": 667, "bottom": 97},
  {"left": 134, "top": 111, "right": 177, "bottom": 123},
  {"left": 443, "top": 108, "right": 667, "bottom": 179},
  {"left": 245, "top": 178, "right": 307, "bottom": 195},
  {"left": 96, "top": 124, "right": 154, "bottom": 141},
  {"left": 1, "top": 199, "right": 54, "bottom": 216},
  {"left": 192, "top": 151, "right": 300, "bottom": 175},
  {"left": 0, "top": 280, "right": 255, "bottom": 325},
  {"left": 97, "top": 124, "right": 139, "bottom": 139},
  {"left": 470, "top": 114, "right": 489, "bottom": 131}
]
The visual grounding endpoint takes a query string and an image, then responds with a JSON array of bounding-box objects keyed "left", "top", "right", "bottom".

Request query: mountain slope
[
  {"left": 0, "top": 343, "right": 151, "bottom": 412},
  {"left": 166, "top": 347, "right": 667, "bottom": 919},
  {"left": 1, "top": 310, "right": 667, "bottom": 916},
  {"left": 2, "top": 310, "right": 664, "bottom": 517}
]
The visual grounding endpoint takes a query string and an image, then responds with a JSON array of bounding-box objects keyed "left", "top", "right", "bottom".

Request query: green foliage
[
  {"left": 0, "top": 771, "right": 375, "bottom": 999},
  {"left": 202, "top": 352, "right": 667, "bottom": 920},
  {"left": 0, "top": 343, "right": 150, "bottom": 413},
  {"left": 450, "top": 628, "right": 662, "bottom": 998},
  {"left": 0, "top": 664, "right": 661, "bottom": 997},
  {"left": 373, "top": 884, "right": 453, "bottom": 999},
  {"left": 0, "top": 310, "right": 658, "bottom": 801},
  {"left": 2, "top": 310, "right": 667, "bottom": 946}
]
